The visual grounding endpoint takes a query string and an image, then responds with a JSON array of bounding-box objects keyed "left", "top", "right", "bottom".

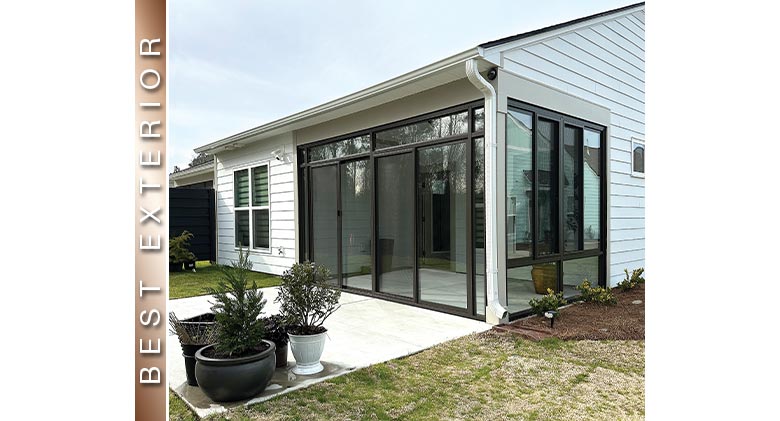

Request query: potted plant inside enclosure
[
  {"left": 169, "top": 230, "right": 197, "bottom": 272},
  {"left": 193, "top": 250, "right": 276, "bottom": 402},
  {"left": 168, "top": 312, "right": 217, "bottom": 386},
  {"left": 276, "top": 262, "right": 341, "bottom": 375}
]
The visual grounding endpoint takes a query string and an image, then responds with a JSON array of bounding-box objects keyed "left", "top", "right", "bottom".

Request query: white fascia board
[{"left": 195, "top": 48, "right": 482, "bottom": 154}]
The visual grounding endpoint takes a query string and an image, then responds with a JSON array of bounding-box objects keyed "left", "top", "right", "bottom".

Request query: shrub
[
  {"left": 575, "top": 279, "right": 616, "bottom": 305},
  {"left": 528, "top": 288, "right": 567, "bottom": 316},
  {"left": 170, "top": 230, "right": 197, "bottom": 264},
  {"left": 276, "top": 262, "right": 341, "bottom": 335},
  {"left": 617, "top": 267, "right": 645, "bottom": 291},
  {"left": 168, "top": 312, "right": 217, "bottom": 345},
  {"left": 207, "top": 249, "right": 267, "bottom": 357},
  {"left": 262, "top": 314, "right": 289, "bottom": 347}
]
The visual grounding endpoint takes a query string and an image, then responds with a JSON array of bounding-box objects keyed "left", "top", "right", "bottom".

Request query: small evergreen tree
[
  {"left": 169, "top": 230, "right": 197, "bottom": 264},
  {"left": 208, "top": 249, "right": 266, "bottom": 357}
]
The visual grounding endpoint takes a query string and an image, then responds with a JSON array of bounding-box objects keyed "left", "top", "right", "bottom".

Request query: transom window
[{"left": 234, "top": 164, "right": 270, "bottom": 250}]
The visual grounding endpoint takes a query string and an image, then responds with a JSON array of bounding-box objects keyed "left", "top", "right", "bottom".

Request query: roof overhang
[
  {"left": 169, "top": 161, "right": 213, "bottom": 180},
  {"left": 195, "top": 48, "right": 497, "bottom": 154}
]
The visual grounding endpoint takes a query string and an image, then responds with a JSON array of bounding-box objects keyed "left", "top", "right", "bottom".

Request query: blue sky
[{"left": 170, "top": 0, "right": 634, "bottom": 168}]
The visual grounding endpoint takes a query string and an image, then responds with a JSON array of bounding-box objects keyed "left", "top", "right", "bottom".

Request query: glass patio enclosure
[
  {"left": 505, "top": 99, "right": 607, "bottom": 317},
  {"left": 298, "top": 99, "right": 606, "bottom": 320}
]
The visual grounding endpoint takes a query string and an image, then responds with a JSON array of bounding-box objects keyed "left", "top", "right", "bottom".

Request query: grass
[
  {"left": 169, "top": 261, "right": 281, "bottom": 299},
  {"left": 170, "top": 390, "right": 198, "bottom": 421},
  {"left": 175, "top": 332, "right": 644, "bottom": 420}
]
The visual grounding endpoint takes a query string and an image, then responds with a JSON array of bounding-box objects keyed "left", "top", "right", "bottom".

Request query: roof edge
[
  {"left": 479, "top": 2, "right": 644, "bottom": 49},
  {"left": 195, "top": 47, "right": 481, "bottom": 153},
  {"left": 169, "top": 161, "right": 214, "bottom": 179}
]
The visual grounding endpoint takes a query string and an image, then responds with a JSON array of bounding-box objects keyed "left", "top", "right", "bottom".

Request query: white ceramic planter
[{"left": 287, "top": 331, "right": 327, "bottom": 375}]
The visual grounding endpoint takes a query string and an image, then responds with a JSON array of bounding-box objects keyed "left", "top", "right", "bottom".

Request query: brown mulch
[{"left": 494, "top": 284, "right": 644, "bottom": 341}]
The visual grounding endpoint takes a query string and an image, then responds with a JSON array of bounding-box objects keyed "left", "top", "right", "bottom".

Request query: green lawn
[
  {"left": 170, "top": 390, "right": 198, "bottom": 421},
  {"left": 169, "top": 261, "right": 282, "bottom": 300},
  {"left": 170, "top": 332, "right": 644, "bottom": 420}
]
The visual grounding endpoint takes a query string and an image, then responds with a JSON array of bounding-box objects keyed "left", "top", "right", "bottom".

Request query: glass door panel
[
  {"left": 473, "top": 137, "right": 486, "bottom": 315},
  {"left": 563, "top": 125, "right": 582, "bottom": 252},
  {"left": 341, "top": 159, "right": 372, "bottom": 289},
  {"left": 376, "top": 153, "right": 415, "bottom": 298},
  {"left": 417, "top": 141, "right": 468, "bottom": 309},
  {"left": 310, "top": 165, "right": 339, "bottom": 284},
  {"left": 536, "top": 118, "right": 559, "bottom": 256}
]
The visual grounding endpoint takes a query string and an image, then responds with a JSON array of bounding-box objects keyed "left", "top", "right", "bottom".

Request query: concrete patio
[{"left": 168, "top": 286, "right": 491, "bottom": 418}]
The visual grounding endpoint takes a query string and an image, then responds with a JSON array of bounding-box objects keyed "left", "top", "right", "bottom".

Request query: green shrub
[
  {"left": 207, "top": 249, "right": 267, "bottom": 358},
  {"left": 170, "top": 230, "right": 197, "bottom": 264},
  {"left": 575, "top": 279, "right": 616, "bottom": 305},
  {"left": 261, "top": 314, "right": 289, "bottom": 347},
  {"left": 617, "top": 267, "right": 645, "bottom": 291},
  {"left": 276, "top": 262, "right": 341, "bottom": 335},
  {"left": 528, "top": 288, "right": 567, "bottom": 316}
]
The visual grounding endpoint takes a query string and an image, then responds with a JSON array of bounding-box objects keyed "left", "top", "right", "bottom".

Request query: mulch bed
[{"left": 494, "top": 284, "right": 644, "bottom": 341}]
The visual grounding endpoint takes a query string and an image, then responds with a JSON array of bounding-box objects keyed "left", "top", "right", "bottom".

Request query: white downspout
[{"left": 466, "top": 59, "right": 508, "bottom": 324}]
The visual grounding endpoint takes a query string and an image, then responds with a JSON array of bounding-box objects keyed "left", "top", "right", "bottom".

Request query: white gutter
[{"left": 466, "top": 58, "right": 508, "bottom": 324}]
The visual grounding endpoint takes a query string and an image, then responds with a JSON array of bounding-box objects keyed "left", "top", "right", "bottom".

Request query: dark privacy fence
[{"left": 169, "top": 188, "right": 216, "bottom": 262}]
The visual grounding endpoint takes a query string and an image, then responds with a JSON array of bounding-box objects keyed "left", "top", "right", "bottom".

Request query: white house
[{"left": 193, "top": 3, "right": 645, "bottom": 324}]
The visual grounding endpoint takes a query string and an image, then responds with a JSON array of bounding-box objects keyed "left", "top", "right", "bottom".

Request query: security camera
[{"left": 271, "top": 148, "right": 284, "bottom": 161}]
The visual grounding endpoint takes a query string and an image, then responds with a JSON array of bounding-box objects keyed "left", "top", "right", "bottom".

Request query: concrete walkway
[{"left": 169, "top": 287, "right": 491, "bottom": 417}]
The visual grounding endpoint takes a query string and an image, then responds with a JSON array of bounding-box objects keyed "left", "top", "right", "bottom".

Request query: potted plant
[
  {"left": 262, "top": 314, "right": 290, "bottom": 368},
  {"left": 276, "top": 262, "right": 341, "bottom": 375},
  {"left": 531, "top": 263, "right": 557, "bottom": 294},
  {"left": 169, "top": 230, "right": 197, "bottom": 272},
  {"left": 194, "top": 249, "right": 276, "bottom": 402},
  {"left": 168, "top": 312, "right": 217, "bottom": 386}
]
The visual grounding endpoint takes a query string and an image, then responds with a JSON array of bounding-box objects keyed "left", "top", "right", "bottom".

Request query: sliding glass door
[
  {"left": 376, "top": 153, "right": 415, "bottom": 298},
  {"left": 341, "top": 159, "right": 372, "bottom": 290},
  {"left": 417, "top": 141, "right": 468, "bottom": 309},
  {"left": 299, "top": 101, "right": 487, "bottom": 320},
  {"left": 310, "top": 165, "right": 339, "bottom": 283}
]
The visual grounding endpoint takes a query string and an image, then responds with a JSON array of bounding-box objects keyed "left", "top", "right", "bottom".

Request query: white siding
[
  {"left": 498, "top": 9, "right": 645, "bottom": 286},
  {"left": 214, "top": 132, "right": 296, "bottom": 275}
]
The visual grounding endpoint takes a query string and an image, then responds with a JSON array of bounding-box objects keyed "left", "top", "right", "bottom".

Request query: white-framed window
[
  {"left": 234, "top": 163, "right": 270, "bottom": 251},
  {"left": 631, "top": 137, "right": 645, "bottom": 178}
]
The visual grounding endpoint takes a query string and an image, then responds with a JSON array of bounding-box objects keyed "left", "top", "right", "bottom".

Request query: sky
[{"left": 170, "top": 0, "right": 635, "bottom": 168}]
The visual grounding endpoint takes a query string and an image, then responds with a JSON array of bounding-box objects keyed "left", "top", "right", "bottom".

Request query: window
[
  {"left": 375, "top": 111, "right": 468, "bottom": 149},
  {"left": 505, "top": 101, "right": 606, "bottom": 314},
  {"left": 506, "top": 110, "right": 533, "bottom": 258},
  {"left": 234, "top": 164, "right": 270, "bottom": 250},
  {"left": 632, "top": 137, "right": 645, "bottom": 177},
  {"left": 309, "top": 134, "right": 370, "bottom": 162}
]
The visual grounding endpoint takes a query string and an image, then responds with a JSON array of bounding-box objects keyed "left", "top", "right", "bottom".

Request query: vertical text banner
[{"left": 136, "top": 0, "right": 166, "bottom": 419}]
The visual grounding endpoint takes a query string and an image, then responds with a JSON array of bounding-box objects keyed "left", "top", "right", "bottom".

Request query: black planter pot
[
  {"left": 181, "top": 344, "right": 208, "bottom": 386},
  {"left": 176, "top": 313, "right": 216, "bottom": 387},
  {"left": 184, "top": 260, "right": 196, "bottom": 270},
  {"left": 169, "top": 262, "right": 183, "bottom": 272},
  {"left": 195, "top": 341, "right": 276, "bottom": 402},
  {"left": 274, "top": 342, "right": 288, "bottom": 368}
]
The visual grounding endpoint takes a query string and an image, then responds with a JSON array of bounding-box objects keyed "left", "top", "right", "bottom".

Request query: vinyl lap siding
[
  {"left": 214, "top": 133, "right": 296, "bottom": 275},
  {"left": 500, "top": 9, "right": 645, "bottom": 286}
]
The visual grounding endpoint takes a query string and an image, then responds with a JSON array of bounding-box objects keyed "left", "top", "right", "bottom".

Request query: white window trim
[
  {"left": 233, "top": 161, "right": 272, "bottom": 253},
  {"left": 631, "top": 137, "right": 645, "bottom": 178}
]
